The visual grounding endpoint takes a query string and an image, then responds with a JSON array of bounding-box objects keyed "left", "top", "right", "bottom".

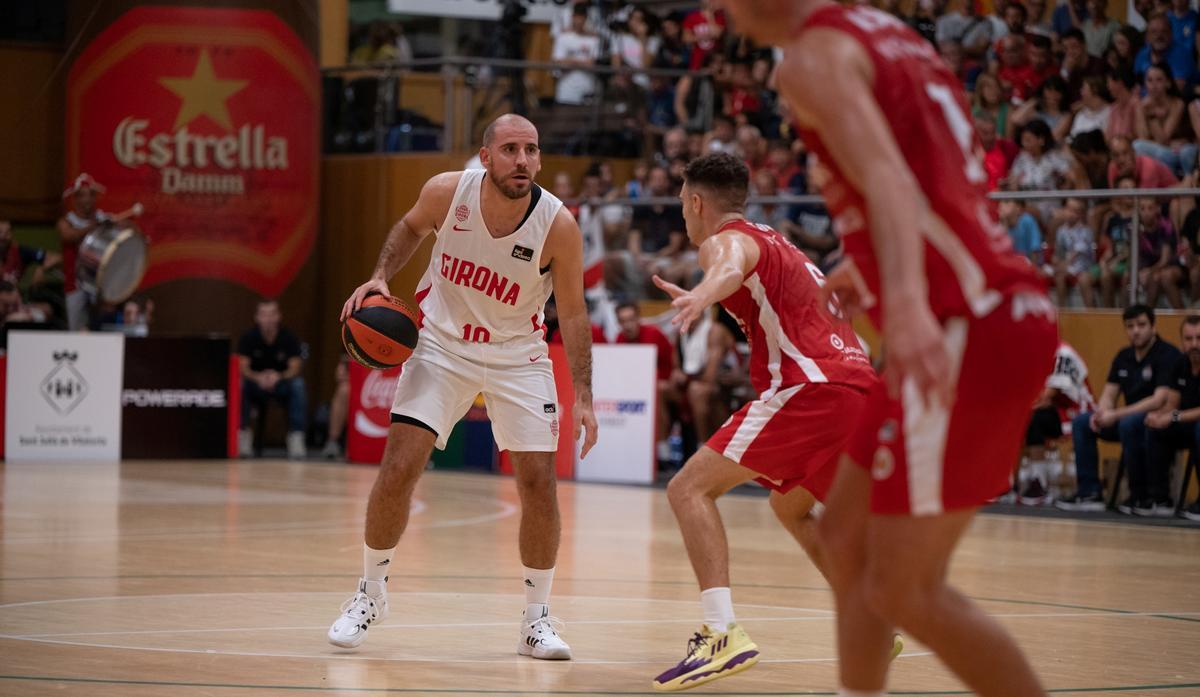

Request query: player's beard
[{"left": 488, "top": 167, "right": 532, "bottom": 200}]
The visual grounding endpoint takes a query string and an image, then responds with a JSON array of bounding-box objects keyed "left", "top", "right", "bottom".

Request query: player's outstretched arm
[
  {"left": 652, "top": 231, "right": 756, "bottom": 334},
  {"left": 780, "top": 31, "right": 950, "bottom": 406},
  {"left": 341, "top": 171, "right": 461, "bottom": 321},
  {"left": 545, "top": 207, "right": 598, "bottom": 459}
]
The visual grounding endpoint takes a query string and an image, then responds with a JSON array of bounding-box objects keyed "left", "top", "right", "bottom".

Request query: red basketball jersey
[
  {"left": 715, "top": 219, "right": 876, "bottom": 396},
  {"left": 792, "top": 4, "right": 1044, "bottom": 323}
]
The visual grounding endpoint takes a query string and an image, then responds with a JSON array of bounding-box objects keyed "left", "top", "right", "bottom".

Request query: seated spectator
[
  {"left": 1108, "top": 135, "right": 1178, "bottom": 187},
  {"left": 544, "top": 297, "right": 607, "bottom": 345},
  {"left": 1060, "top": 28, "right": 1106, "bottom": 104},
  {"left": 764, "top": 140, "right": 803, "bottom": 192},
  {"left": 630, "top": 166, "right": 692, "bottom": 292},
  {"left": 977, "top": 113, "right": 1019, "bottom": 190},
  {"left": 1134, "top": 64, "right": 1197, "bottom": 178},
  {"left": 611, "top": 6, "right": 661, "bottom": 90},
  {"left": 1140, "top": 315, "right": 1200, "bottom": 515},
  {"left": 1081, "top": 0, "right": 1121, "bottom": 58},
  {"left": 653, "top": 12, "right": 688, "bottom": 71},
  {"left": 1069, "top": 74, "right": 1112, "bottom": 138},
  {"left": 674, "top": 52, "right": 721, "bottom": 134},
  {"left": 1167, "top": 0, "right": 1198, "bottom": 49},
  {"left": 1105, "top": 66, "right": 1140, "bottom": 140},
  {"left": 1007, "top": 119, "right": 1071, "bottom": 219},
  {"left": 349, "top": 21, "right": 398, "bottom": 64},
  {"left": 745, "top": 169, "right": 791, "bottom": 229},
  {"left": 552, "top": 6, "right": 601, "bottom": 106},
  {"left": 614, "top": 301, "right": 677, "bottom": 463},
  {"left": 237, "top": 299, "right": 308, "bottom": 460},
  {"left": 97, "top": 295, "right": 153, "bottom": 336},
  {"left": 685, "top": 306, "right": 751, "bottom": 443},
  {"left": 0, "top": 220, "right": 59, "bottom": 287},
  {"left": 646, "top": 77, "right": 678, "bottom": 133},
  {"left": 702, "top": 115, "right": 736, "bottom": 155},
  {"left": 999, "top": 199, "right": 1044, "bottom": 265},
  {"left": 724, "top": 62, "right": 762, "bottom": 127},
  {"left": 0, "top": 279, "right": 44, "bottom": 326},
  {"left": 1018, "top": 341, "right": 1096, "bottom": 504},
  {"left": 938, "top": 38, "right": 982, "bottom": 91},
  {"left": 1027, "top": 33, "right": 1059, "bottom": 85},
  {"left": 734, "top": 124, "right": 766, "bottom": 171},
  {"left": 656, "top": 127, "right": 688, "bottom": 170},
  {"left": 1057, "top": 304, "right": 1180, "bottom": 511},
  {"left": 996, "top": 34, "right": 1040, "bottom": 102},
  {"left": 1053, "top": 197, "right": 1098, "bottom": 306},
  {"left": 1135, "top": 14, "right": 1195, "bottom": 92},
  {"left": 1137, "top": 197, "right": 1186, "bottom": 308},
  {"left": 1025, "top": 0, "right": 1053, "bottom": 36},
  {"left": 1009, "top": 75, "right": 1072, "bottom": 141},
  {"left": 973, "top": 73, "right": 1011, "bottom": 137},
  {"left": 321, "top": 355, "right": 350, "bottom": 460},
  {"left": 1097, "top": 176, "right": 1136, "bottom": 306},
  {"left": 683, "top": 0, "right": 726, "bottom": 71}
]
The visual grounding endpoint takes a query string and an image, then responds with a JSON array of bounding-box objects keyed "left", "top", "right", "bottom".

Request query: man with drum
[{"left": 57, "top": 174, "right": 110, "bottom": 331}]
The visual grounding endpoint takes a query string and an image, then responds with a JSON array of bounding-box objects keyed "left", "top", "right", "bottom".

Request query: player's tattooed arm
[
  {"left": 545, "top": 206, "right": 598, "bottom": 458},
  {"left": 372, "top": 171, "right": 462, "bottom": 281}
]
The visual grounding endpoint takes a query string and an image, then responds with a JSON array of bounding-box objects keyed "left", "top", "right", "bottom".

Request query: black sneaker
[
  {"left": 1054, "top": 491, "right": 1106, "bottom": 512},
  {"left": 1183, "top": 501, "right": 1200, "bottom": 522},
  {"left": 1019, "top": 479, "right": 1049, "bottom": 505},
  {"left": 1134, "top": 498, "right": 1175, "bottom": 517}
]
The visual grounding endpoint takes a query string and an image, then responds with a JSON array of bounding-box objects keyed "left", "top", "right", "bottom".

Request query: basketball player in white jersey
[{"left": 330, "top": 114, "right": 598, "bottom": 659}]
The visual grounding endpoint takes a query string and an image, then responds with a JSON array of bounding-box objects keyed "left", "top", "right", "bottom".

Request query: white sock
[
  {"left": 523, "top": 565, "right": 554, "bottom": 619},
  {"left": 700, "top": 587, "right": 735, "bottom": 631},
  {"left": 363, "top": 543, "right": 395, "bottom": 587},
  {"left": 838, "top": 690, "right": 885, "bottom": 697}
]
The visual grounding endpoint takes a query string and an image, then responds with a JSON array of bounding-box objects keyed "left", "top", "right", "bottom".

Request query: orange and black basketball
[{"left": 342, "top": 293, "right": 419, "bottom": 369}]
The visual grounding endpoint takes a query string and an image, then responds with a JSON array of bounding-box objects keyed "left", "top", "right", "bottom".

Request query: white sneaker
[
  {"left": 328, "top": 578, "right": 388, "bottom": 649},
  {"left": 238, "top": 429, "right": 253, "bottom": 458},
  {"left": 321, "top": 440, "right": 341, "bottom": 459},
  {"left": 518, "top": 610, "right": 571, "bottom": 660},
  {"left": 286, "top": 431, "right": 307, "bottom": 460}
]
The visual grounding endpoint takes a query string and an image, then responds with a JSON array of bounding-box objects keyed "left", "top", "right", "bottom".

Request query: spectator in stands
[
  {"left": 1057, "top": 305, "right": 1180, "bottom": 511},
  {"left": 615, "top": 301, "right": 677, "bottom": 462},
  {"left": 764, "top": 140, "right": 803, "bottom": 192},
  {"left": 1053, "top": 0, "right": 1086, "bottom": 37},
  {"left": 1139, "top": 315, "right": 1200, "bottom": 515},
  {"left": 1134, "top": 64, "right": 1197, "bottom": 178},
  {"left": 1106, "top": 66, "right": 1140, "bottom": 140},
  {"left": 1060, "top": 28, "right": 1105, "bottom": 104},
  {"left": 1069, "top": 74, "right": 1112, "bottom": 137},
  {"left": 1008, "top": 119, "right": 1072, "bottom": 219},
  {"left": 97, "top": 295, "right": 153, "bottom": 336},
  {"left": 675, "top": 52, "right": 721, "bottom": 134},
  {"left": 702, "top": 115, "right": 736, "bottom": 155},
  {"left": 682, "top": 0, "right": 726, "bottom": 71},
  {"left": 647, "top": 76, "right": 678, "bottom": 134},
  {"left": 1010, "top": 75, "right": 1072, "bottom": 141},
  {"left": 1137, "top": 196, "right": 1186, "bottom": 308},
  {"left": 973, "top": 73, "right": 1011, "bottom": 137},
  {"left": 349, "top": 21, "right": 398, "bottom": 64},
  {"left": 0, "top": 279, "right": 44, "bottom": 326},
  {"left": 237, "top": 299, "right": 308, "bottom": 460},
  {"left": 685, "top": 306, "right": 751, "bottom": 443},
  {"left": 630, "top": 165, "right": 691, "bottom": 290},
  {"left": 607, "top": 71, "right": 649, "bottom": 157},
  {"left": 905, "top": 0, "right": 940, "bottom": 44},
  {"left": 997, "top": 34, "right": 1040, "bottom": 102},
  {"left": 1000, "top": 199, "right": 1045, "bottom": 265},
  {"left": 978, "top": 113, "right": 1019, "bottom": 190},
  {"left": 612, "top": 6, "right": 661, "bottom": 90},
  {"left": 1054, "top": 197, "right": 1098, "bottom": 306},
  {"left": 936, "top": 0, "right": 994, "bottom": 59},
  {"left": 653, "top": 12, "right": 689, "bottom": 72},
  {"left": 939, "top": 38, "right": 982, "bottom": 91},
  {"left": 1097, "top": 176, "right": 1136, "bottom": 306},
  {"left": 745, "top": 169, "right": 791, "bottom": 229},
  {"left": 1081, "top": 0, "right": 1121, "bottom": 57},
  {"left": 1108, "top": 134, "right": 1178, "bottom": 187},
  {"left": 552, "top": 6, "right": 601, "bottom": 106},
  {"left": 1135, "top": 14, "right": 1195, "bottom": 91},
  {"left": 1027, "top": 33, "right": 1059, "bottom": 84},
  {"left": 1068, "top": 128, "right": 1113, "bottom": 188},
  {"left": 321, "top": 355, "right": 351, "bottom": 460},
  {"left": 1026, "top": 0, "right": 1053, "bottom": 35},
  {"left": 0, "top": 220, "right": 58, "bottom": 287}
]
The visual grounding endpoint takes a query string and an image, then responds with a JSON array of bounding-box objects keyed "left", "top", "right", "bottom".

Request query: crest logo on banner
[{"left": 66, "top": 7, "right": 319, "bottom": 296}]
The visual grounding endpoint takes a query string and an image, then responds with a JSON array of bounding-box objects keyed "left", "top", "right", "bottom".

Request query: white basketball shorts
[{"left": 390, "top": 328, "right": 560, "bottom": 452}]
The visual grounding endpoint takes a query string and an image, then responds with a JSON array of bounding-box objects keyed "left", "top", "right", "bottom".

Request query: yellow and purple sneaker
[{"left": 652, "top": 623, "right": 760, "bottom": 692}]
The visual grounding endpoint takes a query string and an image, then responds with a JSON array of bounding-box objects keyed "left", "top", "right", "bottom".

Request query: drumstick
[{"left": 109, "top": 202, "right": 144, "bottom": 222}]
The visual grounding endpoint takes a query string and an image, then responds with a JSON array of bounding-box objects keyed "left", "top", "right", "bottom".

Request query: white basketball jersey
[{"left": 415, "top": 170, "right": 562, "bottom": 345}]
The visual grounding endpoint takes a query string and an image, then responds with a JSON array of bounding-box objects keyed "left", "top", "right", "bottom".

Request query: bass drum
[{"left": 76, "top": 221, "right": 149, "bottom": 305}]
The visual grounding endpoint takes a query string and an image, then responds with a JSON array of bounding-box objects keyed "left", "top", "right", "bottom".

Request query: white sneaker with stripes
[
  {"left": 327, "top": 577, "right": 388, "bottom": 649},
  {"left": 518, "top": 609, "right": 571, "bottom": 660}
]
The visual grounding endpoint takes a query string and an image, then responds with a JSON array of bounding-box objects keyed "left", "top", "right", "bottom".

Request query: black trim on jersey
[
  {"left": 540, "top": 263, "right": 551, "bottom": 275},
  {"left": 517, "top": 183, "right": 542, "bottom": 230},
  {"left": 390, "top": 413, "right": 438, "bottom": 437}
]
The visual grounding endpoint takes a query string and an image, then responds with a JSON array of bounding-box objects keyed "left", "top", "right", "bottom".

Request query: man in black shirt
[
  {"left": 237, "top": 299, "right": 308, "bottom": 459},
  {"left": 1057, "top": 305, "right": 1181, "bottom": 511},
  {"left": 1142, "top": 315, "right": 1200, "bottom": 517}
]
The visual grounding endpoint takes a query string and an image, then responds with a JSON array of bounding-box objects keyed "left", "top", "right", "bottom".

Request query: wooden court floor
[{"left": 1, "top": 459, "right": 1198, "bottom": 696}]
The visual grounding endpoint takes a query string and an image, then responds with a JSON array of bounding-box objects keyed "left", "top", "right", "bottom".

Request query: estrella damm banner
[{"left": 66, "top": 7, "right": 318, "bottom": 297}]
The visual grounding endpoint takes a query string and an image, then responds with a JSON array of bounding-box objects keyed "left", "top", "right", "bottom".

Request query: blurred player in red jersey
[
  {"left": 649, "top": 153, "right": 883, "bottom": 691},
  {"left": 721, "top": 1, "right": 1058, "bottom": 696}
]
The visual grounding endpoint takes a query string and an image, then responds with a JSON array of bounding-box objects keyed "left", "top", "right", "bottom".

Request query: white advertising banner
[
  {"left": 6, "top": 331, "right": 125, "bottom": 461},
  {"left": 574, "top": 344, "right": 656, "bottom": 484},
  {"left": 387, "top": 0, "right": 559, "bottom": 23}
]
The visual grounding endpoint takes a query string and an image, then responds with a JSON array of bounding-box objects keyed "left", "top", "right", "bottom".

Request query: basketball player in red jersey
[
  {"left": 721, "top": 2, "right": 1058, "bottom": 696},
  {"left": 331, "top": 114, "right": 598, "bottom": 660},
  {"left": 651, "top": 153, "right": 884, "bottom": 691}
]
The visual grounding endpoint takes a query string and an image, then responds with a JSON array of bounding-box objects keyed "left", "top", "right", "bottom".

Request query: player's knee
[
  {"left": 862, "top": 563, "right": 935, "bottom": 628},
  {"left": 665, "top": 469, "right": 700, "bottom": 509}
]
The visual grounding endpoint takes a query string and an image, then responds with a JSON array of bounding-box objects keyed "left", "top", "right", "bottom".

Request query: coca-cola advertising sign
[
  {"left": 66, "top": 7, "right": 318, "bottom": 296},
  {"left": 347, "top": 362, "right": 401, "bottom": 464}
]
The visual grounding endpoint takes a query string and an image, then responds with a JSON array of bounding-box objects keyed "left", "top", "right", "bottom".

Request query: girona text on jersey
[{"left": 439, "top": 253, "right": 521, "bottom": 306}]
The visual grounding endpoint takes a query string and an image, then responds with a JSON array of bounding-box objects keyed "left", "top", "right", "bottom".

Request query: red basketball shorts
[
  {"left": 846, "top": 293, "right": 1059, "bottom": 515},
  {"left": 707, "top": 382, "right": 870, "bottom": 500}
]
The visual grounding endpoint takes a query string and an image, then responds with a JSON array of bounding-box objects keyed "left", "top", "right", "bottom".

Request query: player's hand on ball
[
  {"left": 653, "top": 275, "right": 703, "bottom": 334},
  {"left": 341, "top": 278, "right": 392, "bottom": 322},
  {"left": 575, "top": 398, "right": 598, "bottom": 459},
  {"left": 883, "top": 300, "right": 954, "bottom": 410}
]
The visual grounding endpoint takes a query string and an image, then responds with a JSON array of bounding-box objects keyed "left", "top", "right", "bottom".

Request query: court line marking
[{"left": 0, "top": 674, "right": 1198, "bottom": 695}]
